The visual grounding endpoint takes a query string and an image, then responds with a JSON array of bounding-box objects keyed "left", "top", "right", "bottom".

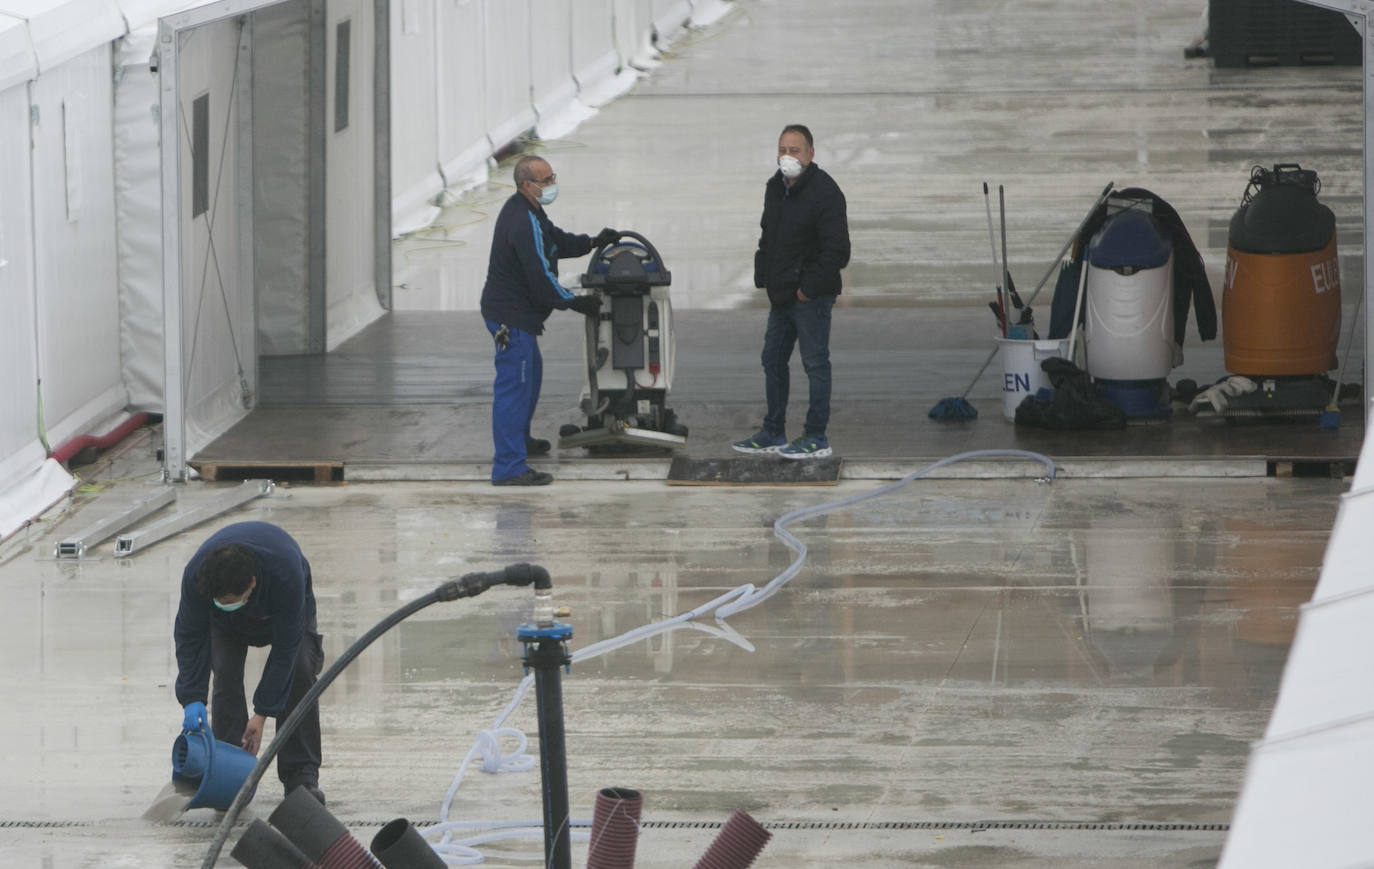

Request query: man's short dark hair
[
  {"left": 513, "top": 154, "right": 546, "bottom": 186},
  {"left": 196, "top": 545, "right": 256, "bottom": 599},
  {"left": 780, "top": 124, "right": 813, "bottom": 148}
]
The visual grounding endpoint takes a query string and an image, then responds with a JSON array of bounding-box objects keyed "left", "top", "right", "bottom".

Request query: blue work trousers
[
  {"left": 486, "top": 319, "right": 543, "bottom": 482},
  {"left": 761, "top": 295, "right": 834, "bottom": 439}
]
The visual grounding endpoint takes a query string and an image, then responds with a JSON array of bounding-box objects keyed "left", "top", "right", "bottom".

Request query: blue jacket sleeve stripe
[{"left": 529, "top": 212, "right": 574, "bottom": 300}]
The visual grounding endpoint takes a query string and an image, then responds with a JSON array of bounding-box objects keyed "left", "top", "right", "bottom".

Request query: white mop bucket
[{"left": 997, "top": 338, "right": 1071, "bottom": 419}]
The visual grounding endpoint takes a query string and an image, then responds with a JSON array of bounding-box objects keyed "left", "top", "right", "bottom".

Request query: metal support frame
[
  {"left": 1298, "top": 0, "right": 1373, "bottom": 414},
  {"left": 53, "top": 487, "right": 177, "bottom": 559},
  {"left": 373, "top": 0, "right": 392, "bottom": 311},
  {"left": 306, "top": 0, "right": 327, "bottom": 354},
  {"left": 113, "top": 479, "right": 273, "bottom": 558},
  {"left": 158, "top": 15, "right": 186, "bottom": 478}
]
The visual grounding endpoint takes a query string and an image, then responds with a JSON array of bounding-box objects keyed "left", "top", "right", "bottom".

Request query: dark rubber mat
[{"left": 666, "top": 456, "right": 842, "bottom": 486}]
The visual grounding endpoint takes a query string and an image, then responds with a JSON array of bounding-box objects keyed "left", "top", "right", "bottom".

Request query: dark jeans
[
  {"left": 761, "top": 295, "right": 835, "bottom": 438},
  {"left": 210, "top": 617, "right": 324, "bottom": 788}
]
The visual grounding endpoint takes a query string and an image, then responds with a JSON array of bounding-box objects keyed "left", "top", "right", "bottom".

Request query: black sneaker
[
  {"left": 493, "top": 469, "right": 553, "bottom": 486},
  {"left": 285, "top": 780, "right": 326, "bottom": 807},
  {"left": 526, "top": 437, "right": 552, "bottom": 456}
]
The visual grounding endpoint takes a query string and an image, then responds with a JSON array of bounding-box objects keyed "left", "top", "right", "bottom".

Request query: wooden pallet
[
  {"left": 1268, "top": 458, "right": 1354, "bottom": 479},
  {"left": 191, "top": 459, "right": 344, "bottom": 483}
]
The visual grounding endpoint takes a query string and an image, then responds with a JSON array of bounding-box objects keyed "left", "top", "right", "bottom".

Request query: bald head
[{"left": 513, "top": 155, "right": 549, "bottom": 187}]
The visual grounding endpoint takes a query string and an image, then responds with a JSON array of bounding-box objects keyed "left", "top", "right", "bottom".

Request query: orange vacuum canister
[{"left": 1222, "top": 163, "right": 1340, "bottom": 376}]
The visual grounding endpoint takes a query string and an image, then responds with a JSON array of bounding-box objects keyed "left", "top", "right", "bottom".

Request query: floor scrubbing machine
[
  {"left": 558, "top": 231, "right": 689, "bottom": 451},
  {"left": 1217, "top": 163, "right": 1341, "bottom": 416}
]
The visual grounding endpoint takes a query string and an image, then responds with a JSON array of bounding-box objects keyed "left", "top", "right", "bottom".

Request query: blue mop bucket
[{"left": 171, "top": 722, "right": 258, "bottom": 810}]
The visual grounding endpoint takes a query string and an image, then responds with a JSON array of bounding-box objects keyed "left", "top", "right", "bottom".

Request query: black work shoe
[
  {"left": 285, "top": 781, "right": 326, "bottom": 807},
  {"left": 525, "top": 437, "right": 552, "bottom": 456},
  {"left": 493, "top": 469, "right": 553, "bottom": 486}
]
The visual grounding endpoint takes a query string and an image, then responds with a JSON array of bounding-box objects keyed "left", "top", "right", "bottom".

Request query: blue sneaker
[
  {"left": 731, "top": 429, "right": 788, "bottom": 455},
  {"left": 779, "top": 435, "right": 832, "bottom": 460}
]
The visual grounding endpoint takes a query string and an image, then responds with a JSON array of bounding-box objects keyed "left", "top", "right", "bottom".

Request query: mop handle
[
  {"left": 1066, "top": 253, "right": 1089, "bottom": 365},
  {"left": 1020, "top": 181, "right": 1115, "bottom": 310},
  {"left": 983, "top": 183, "right": 1002, "bottom": 295},
  {"left": 999, "top": 184, "right": 1009, "bottom": 336},
  {"left": 959, "top": 343, "right": 1003, "bottom": 400},
  {"left": 957, "top": 182, "right": 1114, "bottom": 398},
  {"left": 1331, "top": 288, "right": 1365, "bottom": 402}
]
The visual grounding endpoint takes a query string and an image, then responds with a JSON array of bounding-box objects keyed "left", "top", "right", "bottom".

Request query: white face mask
[
  {"left": 778, "top": 155, "right": 803, "bottom": 179},
  {"left": 537, "top": 183, "right": 559, "bottom": 206}
]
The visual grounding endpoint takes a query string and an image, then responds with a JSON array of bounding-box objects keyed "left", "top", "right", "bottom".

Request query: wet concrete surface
[
  {"left": 227, "top": 308, "right": 1365, "bottom": 478},
  {"left": 4, "top": 0, "right": 1364, "bottom": 865},
  {"left": 198, "top": 0, "right": 1369, "bottom": 476},
  {"left": 0, "top": 441, "right": 1341, "bottom": 866}
]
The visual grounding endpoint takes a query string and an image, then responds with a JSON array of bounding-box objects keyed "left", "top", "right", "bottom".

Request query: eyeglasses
[{"left": 531, "top": 174, "right": 557, "bottom": 187}]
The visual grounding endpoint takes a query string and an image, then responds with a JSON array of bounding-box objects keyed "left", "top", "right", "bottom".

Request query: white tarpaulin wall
[
  {"left": 163, "top": 13, "right": 252, "bottom": 469},
  {"left": 324, "top": 0, "right": 387, "bottom": 348},
  {"left": 0, "top": 0, "right": 205, "bottom": 536},
  {"left": 0, "top": 13, "right": 41, "bottom": 495},
  {"left": 388, "top": 0, "right": 732, "bottom": 235},
  {"left": 115, "top": 2, "right": 231, "bottom": 414},
  {"left": 157, "top": 0, "right": 389, "bottom": 478},
  {"left": 0, "top": 0, "right": 130, "bottom": 504},
  {"left": 114, "top": 28, "right": 166, "bottom": 411}
]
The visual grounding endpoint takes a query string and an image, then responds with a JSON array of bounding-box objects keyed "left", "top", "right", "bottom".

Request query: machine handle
[{"left": 590, "top": 230, "right": 667, "bottom": 270}]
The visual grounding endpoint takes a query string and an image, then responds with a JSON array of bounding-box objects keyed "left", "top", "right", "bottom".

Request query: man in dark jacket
[
  {"left": 480, "top": 155, "right": 618, "bottom": 486},
  {"left": 174, "top": 521, "right": 326, "bottom": 805},
  {"left": 733, "top": 124, "right": 850, "bottom": 459}
]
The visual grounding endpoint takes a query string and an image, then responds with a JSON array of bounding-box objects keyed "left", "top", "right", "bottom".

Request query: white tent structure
[
  {"left": 0, "top": 0, "right": 134, "bottom": 539},
  {"left": 0, "top": 0, "right": 733, "bottom": 519},
  {"left": 155, "top": 0, "right": 389, "bottom": 478},
  {"left": 388, "top": 0, "right": 732, "bottom": 234},
  {"left": 0, "top": 0, "right": 390, "bottom": 517}
]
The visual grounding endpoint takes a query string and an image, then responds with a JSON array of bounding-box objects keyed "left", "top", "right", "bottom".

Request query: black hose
[{"left": 200, "top": 564, "right": 549, "bottom": 868}]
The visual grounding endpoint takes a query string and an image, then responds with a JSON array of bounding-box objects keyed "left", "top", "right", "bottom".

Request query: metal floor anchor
[
  {"left": 113, "top": 480, "right": 273, "bottom": 558},
  {"left": 54, "top": 487, "right": 177, "bottom": 559}
]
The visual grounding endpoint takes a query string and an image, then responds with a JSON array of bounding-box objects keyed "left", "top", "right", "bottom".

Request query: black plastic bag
[{"left": 1014, "top": 357, "right": 1127, "bottom": 430}]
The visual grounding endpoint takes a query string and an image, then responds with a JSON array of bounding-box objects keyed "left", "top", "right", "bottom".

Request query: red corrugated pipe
[
  {"left": 693, "top": 810, "right": 772, "bottom": 869},
  {"left": 587, "top": 787, "right": 643, "bottom": 869},
  {"left": 49, "top": 412, "right": 149, "bottom": 466}
]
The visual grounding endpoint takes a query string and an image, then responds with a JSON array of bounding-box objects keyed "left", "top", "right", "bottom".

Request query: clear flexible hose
[{"left": 423, "top": 450, "right": 1057, "bottom": 864}]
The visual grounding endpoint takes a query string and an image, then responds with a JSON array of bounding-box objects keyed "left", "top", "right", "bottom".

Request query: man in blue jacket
[
  {"left": 480, "top": 154, "right": 618, "bottom": 486},
  {"left": 732, "top": 124, "right": 851, "bottom": 460},
  {"left": 174, "top": 522, "right": 326, "bottom": 805}
]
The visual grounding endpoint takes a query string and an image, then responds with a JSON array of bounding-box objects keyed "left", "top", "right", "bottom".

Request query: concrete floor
[
  {"left": 0, "top": 441, "right": 1343, "bottom": 867},
  {"left": 2, "top": 0, "right": 1366, "bottom": 866}
]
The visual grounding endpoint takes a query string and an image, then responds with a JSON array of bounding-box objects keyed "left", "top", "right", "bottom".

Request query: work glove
[
  {"left": 592, "top": 228, "right": 620, "bottom": 248},
  {"left": 569, "top": 294, "right": 602, "bottom": 317},
  {"left": 182, "top": 701, "right": 207, "bottom": 731},
  {"left": 1188, "top": 375, "right": 1256, "bottom": 414}
]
